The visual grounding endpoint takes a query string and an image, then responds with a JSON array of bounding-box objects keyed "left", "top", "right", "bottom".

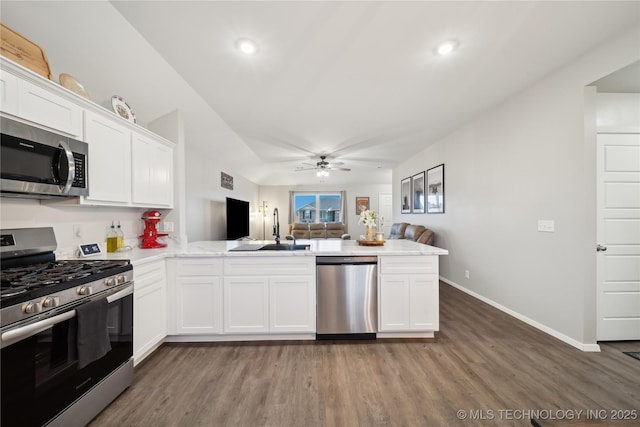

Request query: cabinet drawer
[
  {"left": 224, "top": 256, "right": 314, "bottom": 276},
  {"left": 133, "top": 259, "right": 166, "bottom": 290},
  {"left": 176, "top": 258, "right": 223, "bottom": 276},
  {"left": 379, "top": 256, "right": 437, "bottom": 275}
]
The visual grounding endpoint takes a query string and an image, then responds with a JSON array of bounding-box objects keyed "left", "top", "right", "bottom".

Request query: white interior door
[
  {"left": 378, "top": 192, "right": 392, "bottom": 237},
  {"left": 597, "top": 133, "right": 640, "bottom": 341}
]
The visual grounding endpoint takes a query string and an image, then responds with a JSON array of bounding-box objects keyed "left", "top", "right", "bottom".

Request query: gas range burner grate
[{"left": 0, "top": 259, "right": 131, "bottom": 298}]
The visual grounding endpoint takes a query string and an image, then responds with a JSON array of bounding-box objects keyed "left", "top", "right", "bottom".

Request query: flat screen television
[{"left": 226, "top": 197, "right": 250, "bottom": 240}]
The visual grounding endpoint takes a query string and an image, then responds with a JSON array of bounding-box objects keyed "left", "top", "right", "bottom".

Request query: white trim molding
[{"left": 440, "top": 277, "right": 601, "bottom": 353}]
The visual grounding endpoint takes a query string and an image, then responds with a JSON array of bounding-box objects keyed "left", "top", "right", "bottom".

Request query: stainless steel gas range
[{"left": 0, "top": 227, "right": 134, "bottom": 427}]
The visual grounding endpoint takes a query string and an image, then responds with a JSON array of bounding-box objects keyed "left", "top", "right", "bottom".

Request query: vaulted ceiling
[{"left": 2, "top": 1, "right": 639, "bottom": 185}]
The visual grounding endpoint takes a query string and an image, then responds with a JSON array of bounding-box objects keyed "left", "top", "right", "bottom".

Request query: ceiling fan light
[{"left": 317, "top": 170, "right": 329, "bottom": 177}]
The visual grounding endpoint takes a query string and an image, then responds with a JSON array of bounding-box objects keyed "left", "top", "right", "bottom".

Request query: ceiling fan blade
[
  {"left": 331, "top": 166, "right": 351, "bottom": 171},
  {"left": 295, "top": 166, "right": 318, "bottom": 171}
]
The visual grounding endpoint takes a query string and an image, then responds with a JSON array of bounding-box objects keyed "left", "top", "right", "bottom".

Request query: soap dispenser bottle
[
  {"left": 116, "top": 221, "right": 124, "bottom": 250},
  {"left": 107, "top": 222, "right": 118, "bottom": 253}
]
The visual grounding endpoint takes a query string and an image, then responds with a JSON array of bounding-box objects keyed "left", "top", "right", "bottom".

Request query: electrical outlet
[
  {"left": 73, "top": 224, "right": 83, "bottom": 239},
  {"left": 465, "top": 270, "right": 470, "bottom": 279},
  {"left": 163, "top": 221, "right": 174, "bottom": 233},
  {"left": 537, "top": 220, "right": 555, "bottom": 233}
]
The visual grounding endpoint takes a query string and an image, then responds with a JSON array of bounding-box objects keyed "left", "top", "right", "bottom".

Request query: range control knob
[
  {"left": 23, "top": 301, "right": 42, "bottom": 314},
  {"left": 41, "top": 296, "right": 60, "bottom": 308},
  {"left": 116, "top": 275, "right": 126, "bottom": 284},
  {"left": 77, "top": 286, "right": 93, "bottom": 296},
  {"left": 105, "top": 277, "right": 115, "bottom": 287}
]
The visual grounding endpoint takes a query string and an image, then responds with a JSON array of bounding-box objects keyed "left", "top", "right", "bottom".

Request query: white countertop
[{"left": 60, "top": 239, "right": 448, "bottom": 265}]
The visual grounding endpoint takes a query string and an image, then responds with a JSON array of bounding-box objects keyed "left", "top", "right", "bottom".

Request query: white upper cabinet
[
  {"left": 84, "top": 111, "right": 132, "bottom": 205},
  {"left": 16, "top": 79, "right": 83, "bottom": 137},
  {"left": 131, "top": 132, "right": 173, "bottom": 208},
  {"left": 0, "top": 67, "right": 82, "bottom": 137},
  {"left": 0, "top": 70, "right": 19, "bottom": 115},
  {"left": 1, "top": 58, "right": 175, "bottom": 209}
]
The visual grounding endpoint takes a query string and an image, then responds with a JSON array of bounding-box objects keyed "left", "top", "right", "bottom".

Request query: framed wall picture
[
  {"left": 427, "top": 164, "right": 445, "bottom": 213},
  {"left": 411, "top": 171, "right": 425, "bottom": 214},
  {"left": 356, "top": 197, "right": 369, "bottom": 213},
  {"left": 401, "top": 177, "right": 411, "bottom": 214},
  {"left": 221, "top": 172, "right": 234, "bottom": 190}
]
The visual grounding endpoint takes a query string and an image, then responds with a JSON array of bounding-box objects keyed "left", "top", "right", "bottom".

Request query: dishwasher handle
[{"left": 316, "top": 256, "right": 378, "bottom": 265}]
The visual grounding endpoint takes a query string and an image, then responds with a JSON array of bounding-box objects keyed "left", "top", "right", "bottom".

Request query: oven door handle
[
  {"left": 1, "top": 310, "right": 76, "bottom": 349},
  {"left": 106, "top": 283, "right": 134, "bottom": 303},
  {"left": 1, "top": 284, "right": 133, "bottom": 349}
]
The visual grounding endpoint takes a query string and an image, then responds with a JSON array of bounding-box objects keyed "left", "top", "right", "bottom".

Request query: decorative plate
[
  {"left": 111, "top": 95, "right": 136, "bottom": 123},
  {"left": 59, "top": 73, "right": 90, "bottom": 99}
]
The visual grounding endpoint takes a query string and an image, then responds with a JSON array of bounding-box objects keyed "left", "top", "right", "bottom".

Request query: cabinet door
[
  {"left": 84, "top": 111, "right": 131, "bottom": 204},
  {"left": 133, "top": 260, "right": 167, "bottom": 364},
  {"left": 0, "top": 71, "right": 18, "bottom": 115},
  {"left": 175, "top": 276, "right": 222, "bottom": 334},
  {"left": 131, "top": 132, "right": 173, "bottom": 207},
  {"left": 224, "top": 277, "right": 269, "bottom": 333},
  {"left": 380, "top": 274, "right": 439, "bottom": 332},
  {"left": 269, "top": 276, "right": 315, "bottom": 332},
  {"left": 17, "top": 79, "right": 82, "bottom": 137},
  {"left": 379, "top": 275, "right": 411, "bottom": 331},
  {"left": 409, "top": 275, "right": 439, "bottom": 330}
]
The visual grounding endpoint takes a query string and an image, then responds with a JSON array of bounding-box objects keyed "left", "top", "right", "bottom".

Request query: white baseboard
[{"left": 440, "top": 277, "right": 601, "bottom": 353}]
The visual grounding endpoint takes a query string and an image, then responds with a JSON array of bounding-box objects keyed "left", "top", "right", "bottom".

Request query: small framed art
[
  {"left": 412, "top": 171, "right": 425, "bottom": 214},
  {"left": 401, "top": 177, "right": 411, "bottom": 214},
  {"left": 356, "top": 197, "right": 369, "bottom": 213},
  {"left": 426, "top": 164, "right": 445, "bottom": 213}
]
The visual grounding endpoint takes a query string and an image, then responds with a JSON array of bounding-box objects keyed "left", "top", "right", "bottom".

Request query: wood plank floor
[{"left": 89, "top": 282, "right": 640, "bottom": 426}]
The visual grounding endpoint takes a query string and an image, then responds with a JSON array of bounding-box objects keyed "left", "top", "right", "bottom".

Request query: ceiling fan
[{"left": 295, "top": 155, "right": 351, "bottom": 176}]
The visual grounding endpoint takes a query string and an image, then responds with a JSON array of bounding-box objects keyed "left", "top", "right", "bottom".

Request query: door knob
[{"left": 596, "top": 244, "right": 607, "bottom": 252}]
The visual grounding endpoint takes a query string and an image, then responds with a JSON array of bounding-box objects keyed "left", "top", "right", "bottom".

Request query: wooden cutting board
[{"left": 1, "top": 23, "right": 52, "bottom": 80}]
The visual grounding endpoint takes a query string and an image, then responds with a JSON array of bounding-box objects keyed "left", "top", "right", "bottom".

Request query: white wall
[
  {"left": 392, "top": 25, "right": 640, "bottom": 349},
  {"left": 0, "top": 198, "right": 151, "bottom": 255},
  {"left": 259, "top": 182, "right": 392, "bottom": 239},
  {"left": 185, "top": 144, "right": 260, "bottom": 242}
]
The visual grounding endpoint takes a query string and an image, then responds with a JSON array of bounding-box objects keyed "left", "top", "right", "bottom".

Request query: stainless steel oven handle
[
  {"left": 107, "top": 284, "right": 134, "bottom": 303},
  {"left": 58, "top": 140, "right": 76, "bottom": 193},
  {"left": 1, "top": 284, "right": 133, "bottom": 349},
  {"left": 1, "top": 310, "right": 76, "bottom": 349}
]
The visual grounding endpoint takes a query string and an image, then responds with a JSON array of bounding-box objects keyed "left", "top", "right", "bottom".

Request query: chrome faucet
[{"left": 273, "top": 208, "right": 280, "bottom": 244}]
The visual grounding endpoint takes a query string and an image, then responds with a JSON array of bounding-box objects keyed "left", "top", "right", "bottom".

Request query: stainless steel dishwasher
[{"left": 316, "top": 256, "right": 378, "bottom": 339}]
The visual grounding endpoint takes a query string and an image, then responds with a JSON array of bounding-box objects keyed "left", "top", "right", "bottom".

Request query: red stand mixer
[{"left": 139, "top": 210, "right": 168, "bottom": 249}]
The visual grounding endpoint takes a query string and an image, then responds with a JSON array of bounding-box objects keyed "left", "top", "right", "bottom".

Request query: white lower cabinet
[
  {"left": 172, "top": 258, "right": 223, "bottom": 334},
  {"left": 133, "top": 259, "right": 167, "bottom": 365},
  {"left": 223, "top": 257, "right": 316, "bottom": 335},
  {"left": 379, "top": 256, "right": 439, "bottom": 332},
  {"left": 269, "top": 275, "right": 315, "bottom": 332},
  {"left": 223, "top": 277, "right": 269, "bottom": 333}
]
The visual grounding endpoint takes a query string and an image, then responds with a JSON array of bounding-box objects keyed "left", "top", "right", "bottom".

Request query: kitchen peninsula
[{"left": 77, "top": 239, "right": 447, "bottom": 364}]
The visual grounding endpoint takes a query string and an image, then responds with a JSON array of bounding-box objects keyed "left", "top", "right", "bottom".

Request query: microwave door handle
[
  {"left": 0, "top": 310, "right": 76, "bottom": 349},
  {"left": 58, "top": 140, "right": 76, "bottom": 193}
]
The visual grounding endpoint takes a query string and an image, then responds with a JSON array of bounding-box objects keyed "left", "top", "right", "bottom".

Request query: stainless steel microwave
[{"left": 0, "top": 117, "right": 89, "bottom": 199}]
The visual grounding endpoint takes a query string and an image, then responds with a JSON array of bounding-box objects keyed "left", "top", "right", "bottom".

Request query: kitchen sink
[{"left": 258, "top": 243, "right": 310, "bottom": 251}]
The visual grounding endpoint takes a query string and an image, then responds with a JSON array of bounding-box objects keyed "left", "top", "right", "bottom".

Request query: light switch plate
[{"left": 537, "top": 220, "right": 555, "bottom": 233}]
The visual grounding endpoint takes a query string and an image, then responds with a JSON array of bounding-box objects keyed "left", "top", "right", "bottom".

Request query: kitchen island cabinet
[
  {"left": 379, "top": 255, "right": 439, "bottom": 336},
  {"left": 223, "top": 257, "right": 315, "bottom": 335}
]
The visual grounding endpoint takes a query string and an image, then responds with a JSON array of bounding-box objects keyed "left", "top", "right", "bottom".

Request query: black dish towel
[{"left": 76, "top": 297, "right": 111, "bottom": 369}]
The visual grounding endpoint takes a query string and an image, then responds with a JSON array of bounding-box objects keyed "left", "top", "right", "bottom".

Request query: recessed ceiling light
[
  {"left": 435, "top": 40, "right": 458, "bottom": 56},
  {"left": 236, "top": 38, "right": 258, "bottom": 55}
]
